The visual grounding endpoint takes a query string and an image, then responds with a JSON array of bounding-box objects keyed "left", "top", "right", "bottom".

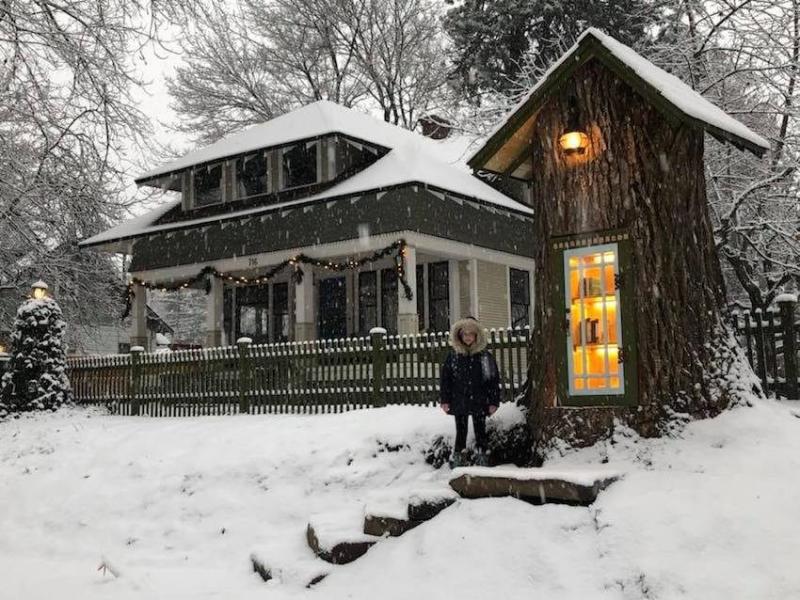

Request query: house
[
  {"left": 80, "top": 101, "right": 535, "bottom": 347},
  {"left": 67, "top": 305, "right": 175, "bottom": 355},
  {"left": 0, "top": 287, "right": 173, "bottom": 355}
]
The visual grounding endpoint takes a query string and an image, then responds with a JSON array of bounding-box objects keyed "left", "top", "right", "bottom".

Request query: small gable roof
[{"left": 469, "top": 28, "right": 770, "bottom": 174}]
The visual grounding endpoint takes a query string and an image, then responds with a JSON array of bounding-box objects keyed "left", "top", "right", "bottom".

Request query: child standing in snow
[{"left": 439, "top": 317, "right": 501, "bottom": 467}]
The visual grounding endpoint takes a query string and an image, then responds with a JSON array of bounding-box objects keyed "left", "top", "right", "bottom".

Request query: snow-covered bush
[
  {"left": 424, "top": 403, "right": 532, "bottom": 467},
  {"left": 0, "top": 297, "right": 72, "bottom": 416}
]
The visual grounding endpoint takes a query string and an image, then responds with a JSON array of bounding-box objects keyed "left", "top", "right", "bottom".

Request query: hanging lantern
[
  {"left": 31, "top": 280, "right": 49, "bottom": 300},
  {"left": 559, "top": 96, "right": 589, "bottom": 156}
]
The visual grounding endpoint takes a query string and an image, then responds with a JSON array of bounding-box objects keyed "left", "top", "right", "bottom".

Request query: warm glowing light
[
  {"left": 31, "top": 280, "right": 49, "bottom": 300},
  {"left": 0, "top": 344, "right": 6, "bottom": 354},
  {"left": 559, "top": 131, "right": 589, "bottom": 155}
]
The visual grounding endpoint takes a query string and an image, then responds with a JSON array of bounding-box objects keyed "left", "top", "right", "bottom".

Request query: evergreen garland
[{"left": 122, "top": 239, "right": 413, "bottom": 319}]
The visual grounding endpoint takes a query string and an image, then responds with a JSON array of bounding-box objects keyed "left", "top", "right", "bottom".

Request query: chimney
[{"left": 419, "top": 115, "right": 452, "bottom": 140}]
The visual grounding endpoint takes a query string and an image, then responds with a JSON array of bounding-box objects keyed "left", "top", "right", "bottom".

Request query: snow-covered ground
[{"left": 1, "top": 399, "right": 798, "bottom": 599}]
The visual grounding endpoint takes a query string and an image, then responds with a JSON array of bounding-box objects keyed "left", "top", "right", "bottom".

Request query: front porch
[{"left": 127, "top": 232, "right": 534, "bottom": 348}]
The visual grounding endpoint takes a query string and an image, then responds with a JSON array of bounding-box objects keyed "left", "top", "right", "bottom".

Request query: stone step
[
  {"left": 306, "top": 511, "right": 382, "bottom": 565},
  {"left": 363, "top": 486, "right": 460, "bottom": 537},
  {"left": 449, "top": 466, "right": 621, "bottom": 506}
]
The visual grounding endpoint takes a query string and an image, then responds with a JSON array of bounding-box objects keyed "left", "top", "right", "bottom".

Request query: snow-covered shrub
[
  {"left": 424, "top": 403, "right": 533, "bottom": 467},
  {"left": 0, "top": 297, "right": 72, "bottom": 416}
]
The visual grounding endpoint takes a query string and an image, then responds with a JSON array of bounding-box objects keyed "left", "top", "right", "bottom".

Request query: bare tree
[
  {"left": 166, "top": 0, "right": 454, "bottom": 142},
  {"left": 646, "top": 0, "right": 800, "bottom": 309},
  {"left": 0, "top": 1, "right": 167, "bottom": 333}
]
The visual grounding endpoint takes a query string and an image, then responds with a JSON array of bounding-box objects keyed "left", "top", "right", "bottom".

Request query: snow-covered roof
[
  {"left": 469, "top": 28, "right": 770, "bottom": 172},
  {"left": 82, "top": 102, "right": 532, "bottom": 250},
  {"left": 138, "top": 101, "right": 495, "bottom": 183}
]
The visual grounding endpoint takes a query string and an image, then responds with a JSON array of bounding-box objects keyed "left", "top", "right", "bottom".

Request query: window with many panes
[
  {"left": 236, "top": 285, "right": 270, "bottom": 344},
  {"left": 428, "top": 262, "right": 450, "bottom": 332},
  {"left": 381, "top": 267, "right": 398, "bottom": 334},
  {"left": 282, "top": 142, "right": 318, "bottom": 189},
  {"left": 193, "top": 164, "right": 223, "bottom": 207},
  {"left": 272, "top": 282, "right": 290, "bottom": 342},
  {"left": 565, "top": 244, "right": 624, "bottom": 395},
  {"left": 509, "top": 268, "right": 531, "bottom": 328},
  {"left": 236, "top": 153, "right": 268, "bottom": 199},
  {"left": 358, "top": 271, "right": 378, "bottom": 334},
  {"left": 416, "top": 265, "right": 425, "bottom": 331}
]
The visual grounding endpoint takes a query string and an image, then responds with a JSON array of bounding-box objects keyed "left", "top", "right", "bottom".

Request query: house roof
[
  {"left": 81, "top": 102, "right": 532, "bottom": 252},
  {"left": 468, "top": 28, "right": 770, "bottom": 175}
]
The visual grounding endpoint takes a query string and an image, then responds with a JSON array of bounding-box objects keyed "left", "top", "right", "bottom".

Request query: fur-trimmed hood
[{"left": 449, "top": 317, "right": 488, "bottom": 355}]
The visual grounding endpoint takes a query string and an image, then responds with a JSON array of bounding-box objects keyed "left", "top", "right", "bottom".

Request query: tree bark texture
[{"left": 526, "top": 60, "right": 756, "bottom": 453}]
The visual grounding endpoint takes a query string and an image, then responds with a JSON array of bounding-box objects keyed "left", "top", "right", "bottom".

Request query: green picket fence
[
  {"left": 67, "top": 327, "right": 531, "bottom": 416},
  {"left": 731, "top": 297, "right": 799, "bottom": 399}
]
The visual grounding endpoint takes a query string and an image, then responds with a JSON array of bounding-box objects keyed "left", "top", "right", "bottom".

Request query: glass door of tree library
[{"left": 554, "top": 233, "right": 637, "bottom": 406}]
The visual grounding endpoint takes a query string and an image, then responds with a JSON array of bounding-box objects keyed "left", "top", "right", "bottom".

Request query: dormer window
[
  {"left": 236, "top": 153, "right": 269, "bottom": 199},
  {"left": 283, "top": 141, "right": 318, "bottom": 189},
  {"left": 193, "top": 164, "right": 223, "bottom": 207}
]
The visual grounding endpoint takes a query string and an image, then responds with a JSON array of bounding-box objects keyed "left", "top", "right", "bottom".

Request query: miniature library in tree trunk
[{"left": 469, "top": 29, "right": 770, "bottom": 448}]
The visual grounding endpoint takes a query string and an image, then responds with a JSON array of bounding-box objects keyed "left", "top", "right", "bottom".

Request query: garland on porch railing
[{"left": 122, "top": 239, "right": 413, "bottom": 320}]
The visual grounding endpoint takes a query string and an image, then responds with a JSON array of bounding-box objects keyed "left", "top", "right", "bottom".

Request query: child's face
[{"left": 461, "top": 330, "right": 477, "bottom": 346}]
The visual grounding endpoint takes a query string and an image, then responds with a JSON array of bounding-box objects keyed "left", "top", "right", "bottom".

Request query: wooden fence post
[
  {"left": 777, "top": 294, "right": 798, "bottom": 399},
  {"left": 130, "top": 346, "right": 144, "bottom": 416},
  {"left": 238, "top": 337, "right": 252, "bottom": 414},
  {"left": 370, "top": 328, "right": 387, "bottom": 407}
]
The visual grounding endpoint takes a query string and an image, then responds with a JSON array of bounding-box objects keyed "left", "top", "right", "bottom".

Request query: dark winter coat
[{"left": 439, "top": 318, "right": 501, "bottom": 416}]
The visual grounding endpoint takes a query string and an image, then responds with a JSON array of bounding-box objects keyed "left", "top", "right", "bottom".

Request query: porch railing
[
  {"left": 731, "top": 296, "right": 799, "bottom": 399},
  {"left": 66, "top": 327, "right": 531, "bottom": 416}
]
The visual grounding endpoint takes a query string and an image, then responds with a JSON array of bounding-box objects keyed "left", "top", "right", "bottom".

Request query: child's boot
[{"left": 475, "top": 450, "right": 489, "bottom": 467}]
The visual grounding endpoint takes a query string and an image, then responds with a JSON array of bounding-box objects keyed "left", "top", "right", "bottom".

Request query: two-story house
[{"left": 81, "top": 101, "right": 535, "bottom": 347}]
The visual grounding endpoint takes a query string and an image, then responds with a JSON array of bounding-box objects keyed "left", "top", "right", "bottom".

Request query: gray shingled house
[{"left": 81, "top": 101, "right": 535, "bottom": 348}]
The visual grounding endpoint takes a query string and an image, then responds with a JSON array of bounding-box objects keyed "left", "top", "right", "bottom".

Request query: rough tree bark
[{"left": 526, "top": 61, "right": 757, "bottom": 454}]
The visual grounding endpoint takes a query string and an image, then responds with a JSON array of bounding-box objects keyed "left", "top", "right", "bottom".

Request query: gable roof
[
  {"left": 468, "top": 28, "right": 770, "bottom": 174},
  {"left": 81, "top": 102, "right": 532, "bottom": 251}
]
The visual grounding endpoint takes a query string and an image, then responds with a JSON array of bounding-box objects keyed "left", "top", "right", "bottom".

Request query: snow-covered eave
[
  {"left": 78, "top": 182, "right": 534, "bottom": 253},
  {"left": 468, "top": 29, "right": 770, "bottom": 173}
]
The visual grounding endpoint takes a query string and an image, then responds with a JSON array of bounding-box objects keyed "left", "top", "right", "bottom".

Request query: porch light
[
  {"left": 559, "top": 96, "right": 589, "bottom": 156},
  {"left": 31, "top": 280, "right": 49, "bottom": 300}
]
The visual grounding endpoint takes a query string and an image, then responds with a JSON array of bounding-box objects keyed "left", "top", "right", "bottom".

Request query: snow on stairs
[
  {"left": 304, "top": 468, "right": 621, "bottom": 568},
  {"left": 449, "top": 466, "right": 622, "bottom": 506},
  {"left": 306, "top": 487, "right": 459, "bottom": 565}
]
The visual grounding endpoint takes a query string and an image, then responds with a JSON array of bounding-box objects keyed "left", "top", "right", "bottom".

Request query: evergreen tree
[
  {"left": 0, "top": 296, "right": 72, "bottom": 416},
  {"left": 443, "top": 0, "right": 654, "bottom": 101}
]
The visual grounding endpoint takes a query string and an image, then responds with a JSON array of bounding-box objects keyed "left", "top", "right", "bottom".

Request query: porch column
[
  {"left": 295, "top": 270, "right": 315, "bottom": 341},
  {"left": 398, "top": 245, "right": 419, "bottom": 335},
  {"left": 205, "top": 276, "right": 224, "bottom": 347},
  {"left": 129, "top": 282, "right": 148, "bottom": 350}
]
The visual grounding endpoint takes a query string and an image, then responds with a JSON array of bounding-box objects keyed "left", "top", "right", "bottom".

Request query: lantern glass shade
[
  {"left": 31, "top": 280, "right": 49, "bottom": 300},
  {"left": 559, "top": 131, "right": 590, "bottom": 155}
]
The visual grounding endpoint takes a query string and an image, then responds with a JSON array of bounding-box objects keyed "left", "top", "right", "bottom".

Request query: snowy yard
[{"left": 1, "top": 399, "right": 799, "bottom": 599}]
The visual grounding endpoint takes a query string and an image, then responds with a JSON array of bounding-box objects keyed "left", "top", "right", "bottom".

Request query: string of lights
[{"left": 122, "top": 239, "right": 413, "bottom": 319}]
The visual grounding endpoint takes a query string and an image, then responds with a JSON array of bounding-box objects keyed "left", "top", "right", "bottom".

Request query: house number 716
[{"left": 248, "top": 257, "right": 259, "bottom": 267}]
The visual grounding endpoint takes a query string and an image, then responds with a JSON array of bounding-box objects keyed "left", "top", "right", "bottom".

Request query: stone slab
[
  {"left": 306, "top": 522, "right": 379, "bottom": 565},
  {"left": 448, "top": 467, "right": 621, "bottom": 506},
  {"left": 363, "top": 513, "right": 421, "bottom": 537}
]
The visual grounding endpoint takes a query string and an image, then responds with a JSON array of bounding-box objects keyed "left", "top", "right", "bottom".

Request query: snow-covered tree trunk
[{"left": 526, "top": 62, "right": 756, "bottom": 450}]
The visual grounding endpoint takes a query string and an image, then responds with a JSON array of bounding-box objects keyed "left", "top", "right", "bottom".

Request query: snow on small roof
[
  {"left": 82, "top": 103, "right": 532, "bottom": 250},
  {"left": 138, "top": 100, "right": 483, "bottom": 183},
  {"left": 469, "top": 28, "right": 770, "bottom": 170}
]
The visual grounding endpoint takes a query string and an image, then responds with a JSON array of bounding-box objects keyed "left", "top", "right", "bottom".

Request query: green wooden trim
[
  {"left": 552, "top": 228, "right": 638, "bottom": 408},
  {"left": 469, "top": 35, "right": 766, "bottom": 172}
]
